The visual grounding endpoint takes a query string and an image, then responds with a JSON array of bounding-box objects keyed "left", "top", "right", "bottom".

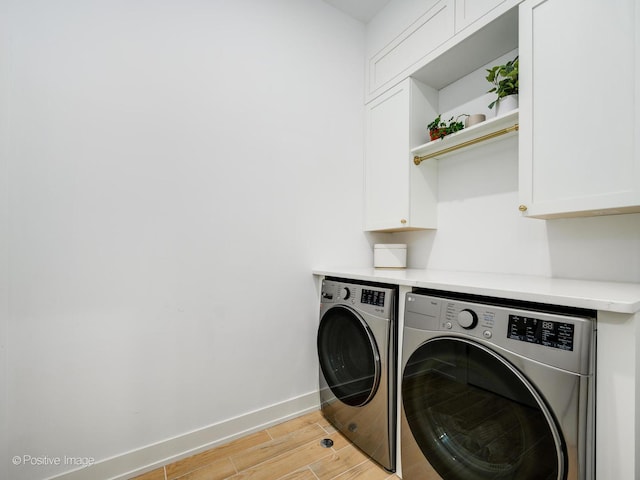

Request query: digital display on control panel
[
  {"left": 507, "top": 315, "right": 574, "bottom": 351},
  {"left": 361, "top": 289, "right": 385, "bottom": 307}
]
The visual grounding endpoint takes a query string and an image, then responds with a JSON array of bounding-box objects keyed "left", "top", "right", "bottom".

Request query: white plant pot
[
  {"left": 465, "top": 114, "right": 486, "bottom": 128},
  {"left": 495, "top": 94, "right": 519, "bottom": 117}
]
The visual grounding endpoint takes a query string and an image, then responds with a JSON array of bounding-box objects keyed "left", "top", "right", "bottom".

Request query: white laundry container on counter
[{"left": 374, "top": 244, "right": 407, "bottom": 269}]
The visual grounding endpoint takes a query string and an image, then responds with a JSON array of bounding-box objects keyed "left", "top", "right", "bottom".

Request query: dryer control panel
[
  {"left": 321, "top": 279, "right": 395, "bottom": 320},
  {"left": 361, "top": 288, "right": 386, "bottom": 307}
]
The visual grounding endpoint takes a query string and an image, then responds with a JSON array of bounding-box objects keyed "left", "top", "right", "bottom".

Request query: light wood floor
[{"left": 130, "top": 410, "right": 400, "bottom": 480}]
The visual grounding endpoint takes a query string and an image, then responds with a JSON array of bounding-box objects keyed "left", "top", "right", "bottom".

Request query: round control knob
[
  {"left": 457, "top": 309, "right": 478, "bottom": 330},
  {"left": 340, "top": 287, "right": 351, "bottom": 300}
]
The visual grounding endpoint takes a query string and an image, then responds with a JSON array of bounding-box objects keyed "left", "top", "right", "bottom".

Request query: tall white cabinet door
[
  {"left": 364, "top": 78, "right": 437, "bottom": 232},
  {"left": 519, "top": 0, "right": 640, "bottom": 218},
  {"left": 454, "top": 0, "right": 506, "bottom": 33},
  {"left": 365, "top": 82, "right": 410, "bottom": 232}
]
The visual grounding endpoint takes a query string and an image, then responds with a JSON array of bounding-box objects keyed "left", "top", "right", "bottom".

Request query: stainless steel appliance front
[
  {"left": 317, "top": 278, "right": 397, "bottom": 472},
  {"left": 401, "top": 290, "right": 595, "bottom": 480}
]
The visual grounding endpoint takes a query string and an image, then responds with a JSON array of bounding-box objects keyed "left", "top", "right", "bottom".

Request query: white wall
[{"left": 2, "top": 1, "right": 368, "bottom": 479}]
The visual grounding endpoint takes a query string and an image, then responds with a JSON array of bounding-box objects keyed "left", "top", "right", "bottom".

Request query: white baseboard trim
[{"left": 47, "top": 391, "right": 320, "bottom": 480}]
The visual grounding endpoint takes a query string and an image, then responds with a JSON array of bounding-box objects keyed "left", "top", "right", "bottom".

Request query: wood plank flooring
[{"left": 131, "top": 410, "right": 399, "bottom": 480}]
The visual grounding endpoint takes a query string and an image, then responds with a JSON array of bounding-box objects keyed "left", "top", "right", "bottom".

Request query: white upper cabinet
[
  {"left": 364, "top": 78, "right": 438, "bottom": 232},
  {"left": 367, "top": 0, "right": 454, "bottom": 101},
  {"left": 365, "top": 0, "right": 520, "bottom": 102},
  {"left": 519, "top": 0, "right": 640, "bottom": 218},
  {"left": 455, "top": 0, "right": 506, "bottom": 33},
  {"left": 363, "top": 0, "right": 521, "bottom": 232}
]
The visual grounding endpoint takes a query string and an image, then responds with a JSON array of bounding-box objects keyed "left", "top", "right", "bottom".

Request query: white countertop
[{"left": 312, "top": 267, "right": 640, "bottom": 314}]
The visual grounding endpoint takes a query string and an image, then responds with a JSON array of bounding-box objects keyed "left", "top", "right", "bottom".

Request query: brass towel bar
[{"left": 413, "top": 123, "right": 519, "bottom": 165}]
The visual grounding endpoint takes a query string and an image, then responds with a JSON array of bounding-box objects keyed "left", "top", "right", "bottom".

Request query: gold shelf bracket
[{"left": 414, "top": 123, "right": 519, "bottom": 165}]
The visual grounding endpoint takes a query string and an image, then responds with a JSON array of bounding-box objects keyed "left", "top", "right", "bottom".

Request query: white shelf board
[{"left": 412, "top": 109, "right": 519, "bottom": 162}]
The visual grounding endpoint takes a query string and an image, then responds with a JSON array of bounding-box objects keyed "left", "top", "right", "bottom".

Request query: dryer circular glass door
[
  {"left": 402, "top": 337, "right": 565, "bottom": 480},
  {"left": 317, "top": 305, "right": 380, "bottom": 407}
]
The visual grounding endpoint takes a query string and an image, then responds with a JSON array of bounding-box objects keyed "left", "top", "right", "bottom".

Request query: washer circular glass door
[
  {"left": 402, "top": 337, "right": 565, "bottom": 480},
  {"left": 317, "top": 305, "right": 380, "bottom": 407}
]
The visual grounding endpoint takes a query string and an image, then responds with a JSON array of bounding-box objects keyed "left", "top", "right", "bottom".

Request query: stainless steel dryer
[
  {"left": 401, "top": 290, "right": 596, "bottom": 480},
  {"left": 317, "top": 278, "right": 397, "bottom": 472}
]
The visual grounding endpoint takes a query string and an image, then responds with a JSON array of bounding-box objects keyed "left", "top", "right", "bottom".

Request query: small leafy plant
[
  {"left": 486, "top": 56, "right": 519, "bottom": 109},
  {"left": 427, "top": 114, "right": 468, "bottom": 140}
]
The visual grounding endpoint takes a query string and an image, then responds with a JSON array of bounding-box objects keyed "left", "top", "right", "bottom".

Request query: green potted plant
[
  {"left": 486, "top": 56, "right": 519, "bottom": 112},
  {"left": 427, "top": 114, "right": 468, "bottom": 141},
  {"left": 427, "top": 114, "right": 447, "bottom": 140}
]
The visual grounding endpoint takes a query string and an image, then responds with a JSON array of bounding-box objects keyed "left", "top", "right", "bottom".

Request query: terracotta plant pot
[{"left": 429, "top": 128, "right": 447, "bottom": 141}]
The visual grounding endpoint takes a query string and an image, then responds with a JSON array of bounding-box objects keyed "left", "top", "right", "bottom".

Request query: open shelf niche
[{"left": 412, "top": 109, "right": 519, "bottom": 165}]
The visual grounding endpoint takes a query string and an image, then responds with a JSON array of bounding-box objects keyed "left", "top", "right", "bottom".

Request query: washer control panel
[
  {"left": 507, "top": 314, "right": 575, "bottom": 351},
  {"left": 404, "top": 291, "right": 595, "bottom": 374},
  {"left": 442, "top": 300, "right": 496, "bottom": 339},
  {"left": 405, "top": 293, "right": 497, "bottom": 341}
]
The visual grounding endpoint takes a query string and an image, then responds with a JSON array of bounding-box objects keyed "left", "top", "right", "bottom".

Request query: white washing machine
[
  {"left": 317, "top": 278, "right": 397, "bottom": 472},
  {"left": 401, "top": 290, "right": 596, "bottom": 480}
]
